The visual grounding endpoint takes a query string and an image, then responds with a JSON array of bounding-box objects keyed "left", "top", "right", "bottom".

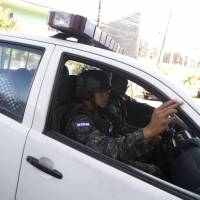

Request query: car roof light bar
[
  {"left": 93, "top": 26, "right": 101, "bottom": 42},
  {"left": 113, "top": 42, "right": 118, "bottom": 52},
  {"left": 48, "top": 11, "right": 124, "bottom": 54},
  {"left": 105, "top": 35, "right": 112, "bottom": 48},
  {"left": 109, "top": 39, "right": 115, "bottom": 50}
]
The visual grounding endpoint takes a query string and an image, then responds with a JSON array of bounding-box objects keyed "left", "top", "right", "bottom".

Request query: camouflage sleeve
[
  {"left": 106, "top": 111, "right": 154, "bottom": 159},
  {"left": 65, "top": 114, "right": 153, "bottom": 161},
  {"left": 123, "top": 130, "right": 154, "bottom": 160}
]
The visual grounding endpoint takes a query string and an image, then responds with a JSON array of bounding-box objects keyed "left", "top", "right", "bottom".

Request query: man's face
[
  {"left": 94, "top": 91, "right": 109, "bottom": 108},
  {"left": 112, "top": 79, "right": 128, "bottom": 96}
]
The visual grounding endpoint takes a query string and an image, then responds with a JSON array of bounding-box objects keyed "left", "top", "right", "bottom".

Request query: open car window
[
  {"left": 45, "top": 55, "right": 200, "bottom": 197},
  {"left": 126, "top": 81, "right": 162, "bottom": 108}
]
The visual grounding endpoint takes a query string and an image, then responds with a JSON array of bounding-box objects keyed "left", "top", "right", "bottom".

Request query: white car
[{"left": 0, "top": 13, "right": 200, "bottom": 200}]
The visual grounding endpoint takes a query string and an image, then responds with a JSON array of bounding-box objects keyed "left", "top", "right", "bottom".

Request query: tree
[
  {"left": 183, "top": 73, "right": 199, "bottom": 87},
  {"left": 0, "top": 6, "right": 17, "bottom": 31}
]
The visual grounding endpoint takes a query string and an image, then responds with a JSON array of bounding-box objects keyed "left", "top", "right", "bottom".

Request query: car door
[
  {"left": 0, "top": 35, "right": 54, "bottom": 200},
  {"left": 16, "top": 45, "right": 200, "bottom": 200}
]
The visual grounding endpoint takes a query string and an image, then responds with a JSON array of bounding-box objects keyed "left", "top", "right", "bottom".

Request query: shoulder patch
[{"left": 76, "top": 121, "right": 90, "bottom": 127}]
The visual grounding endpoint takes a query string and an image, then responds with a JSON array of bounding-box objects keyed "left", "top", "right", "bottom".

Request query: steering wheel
[
  {"left": 161, "top": 122, "right": 176, "bottom": 151},
  {"left": 161, "top": 114, "right": 188, "bottom": 152}
]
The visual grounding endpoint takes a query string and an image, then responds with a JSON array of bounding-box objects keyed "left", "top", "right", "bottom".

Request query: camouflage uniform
[
  {"left": 65, "top": 103, "right": 163, "bottom": 177},
  {"left": 108, "top": 93, "right": 154, "bottom": 127},
  {"left": 108, "top": 93, "right": 127, "bottom": 121}
]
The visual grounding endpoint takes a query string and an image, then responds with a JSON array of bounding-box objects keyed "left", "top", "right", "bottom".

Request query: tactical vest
[{"left": 63, "top": 104, "right": 114, "bottom": 137}]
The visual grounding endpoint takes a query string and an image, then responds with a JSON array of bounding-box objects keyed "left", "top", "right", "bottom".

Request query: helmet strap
[{"left": 89, "top": 92, "right": 99, "bottom": 109}]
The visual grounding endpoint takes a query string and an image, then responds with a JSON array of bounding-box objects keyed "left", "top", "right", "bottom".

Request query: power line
[
  {"left": 18, "top": 0, "right": 55, "bottom": 10},
  {"left": 97, "top": 0, "right": 101, "bottom": 27},
  {"left": 157, "top": 11, "right": 172, "bottom": 67}
]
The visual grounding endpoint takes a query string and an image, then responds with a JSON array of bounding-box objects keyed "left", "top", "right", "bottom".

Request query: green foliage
[
  {"left": 157, "top": 64, "right": 172, "bottom": 76},
  {"left": 0, "top": 6, "right": 17, "bottom": 31},
  {"left": 66, "top": 60, "right": 85, "bottom": 75},
  {"left": 183, "top": 73, "right": 200, "bottom": 86},
  {"left": 66, "top": 60, "right": 98, "bottom": 75}
]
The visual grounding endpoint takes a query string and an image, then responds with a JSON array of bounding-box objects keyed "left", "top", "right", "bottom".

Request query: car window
[
  {"left": 46, "top": 54, "right": 200, "bottom": 197},
  {"left": 65, "top": 60, "right": 96, "bottom": 75},
  {"left": 126, "top": 81, "right": 162, "bottom": 108},
  {"left": 0, "top": 42, "right": 43, "bottom": 121}
]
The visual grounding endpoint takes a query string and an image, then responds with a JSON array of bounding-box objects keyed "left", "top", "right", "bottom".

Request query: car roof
[
  {"left": 0, "top": 31, "right": 153, "bottom": 72},
  {"left": 0, "top": 32, "right": 192, "bottom": 87}
]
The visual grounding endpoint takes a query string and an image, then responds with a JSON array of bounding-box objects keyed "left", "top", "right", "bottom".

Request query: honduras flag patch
[{"left": 76, "top": 121, "right": 90, "bottom": 127}]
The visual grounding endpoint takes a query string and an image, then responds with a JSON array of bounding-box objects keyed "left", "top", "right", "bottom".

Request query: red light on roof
[{"left": 48, "top": 11, "right": 86, "bottom": 34}]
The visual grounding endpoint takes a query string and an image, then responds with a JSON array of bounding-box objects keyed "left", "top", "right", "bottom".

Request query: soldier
[
  {"left": 108, "top": 73, "right": 154, "bottom": 127},
  {"left": 64, "top": 70, "right": 182, "bottom": 177}
]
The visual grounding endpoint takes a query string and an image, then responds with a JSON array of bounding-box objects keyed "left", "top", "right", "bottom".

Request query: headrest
[
  {"left": 12, "top": 68, "right": 32, "bottom": 85},
  {"left": 11, "top": 68, "right": 33, "bottom": 102},
  {"left": 56, "top": 75, "right": 77, "bottom": 104}
]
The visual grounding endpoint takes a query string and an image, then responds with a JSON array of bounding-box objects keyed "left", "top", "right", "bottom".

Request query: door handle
[{"left": 26, "top": 156, "right": 63, "bottom": 179}]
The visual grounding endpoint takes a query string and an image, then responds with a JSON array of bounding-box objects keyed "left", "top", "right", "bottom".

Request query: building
[
  {"left": 0, "top": 0, "right": 52, "bottom": 36},
  {"left": 101, "top": 12, "right": 141, "bottom": 58}
]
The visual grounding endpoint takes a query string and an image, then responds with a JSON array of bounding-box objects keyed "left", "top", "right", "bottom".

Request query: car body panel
[
  {"left": 17, "top": 45, "right": 198, "bottom": 199},
  {"left": 16, "top": 130, "right": 181, "bottom": 200},
  {"left": 0, "top": 34, "right": 55, "bottom": 200}
]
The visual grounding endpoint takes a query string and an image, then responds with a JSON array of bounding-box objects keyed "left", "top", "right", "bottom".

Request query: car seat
[
  {"left": 51, "top": 67, "right": 77, "bottom": 132},
  {"left": 10, "top": 68, "right": 33, "bottom": 117}
]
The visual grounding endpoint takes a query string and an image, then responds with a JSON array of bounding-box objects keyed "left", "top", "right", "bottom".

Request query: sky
[
  {"left": 25, "top": 0, "right": 200, "bottom": 22},
  {"left": 19, "top": 0, "right": 200, "bottom": 52},
  {"left": 22, "top": 0, "right": 171, "bottom": 22},
  {"left": 24, "top": 0, "right": 200, "bottom": 35}
]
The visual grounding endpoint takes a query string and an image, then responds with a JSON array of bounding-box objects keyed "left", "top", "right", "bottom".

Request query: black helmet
[{"left": 76, "top": 70, "right": 111, "bottom": 99}]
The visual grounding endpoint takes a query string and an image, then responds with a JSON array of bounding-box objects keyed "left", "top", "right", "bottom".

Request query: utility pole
[
  {"left": 157, "top": 11, "right": 172, "bottom": 67},
  {"left": 97, "top": 0, "right": 102, "bottom": 27}
]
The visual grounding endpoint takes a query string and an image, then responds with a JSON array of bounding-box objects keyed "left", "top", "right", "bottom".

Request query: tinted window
[{"left": 0, "top": 42, "right": 43, "bottom": 121}]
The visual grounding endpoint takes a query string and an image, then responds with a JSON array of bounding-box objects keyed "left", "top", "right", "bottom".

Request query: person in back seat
[
  {"left": 64, "top": 70, "right": 182, "bottom": 177},
  {"left": 108, "top": 73, "right": 154, "bottom": 128}
]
